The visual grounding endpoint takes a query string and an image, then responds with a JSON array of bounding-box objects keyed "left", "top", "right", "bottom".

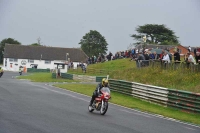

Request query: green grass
[
  {"left": 69, "top": 58, "right": 200, "bottom": 93},
  {"left": 17, "top": 73, "right": 79, "bottom": 82},
  {"left": 54, "top": 83, "right": 200, "bottom": 125}
]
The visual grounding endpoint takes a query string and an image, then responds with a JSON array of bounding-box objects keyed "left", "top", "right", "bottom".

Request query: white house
[{"left": 3, "top": 44, "right": 88, "bottom": 72}]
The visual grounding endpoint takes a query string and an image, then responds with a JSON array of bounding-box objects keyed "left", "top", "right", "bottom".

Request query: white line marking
[
  {"left": 120, "top": 109, "right": 152, "bottom": 118},
  {"left": 183, "top": 126, "right": 196, "bottom": 131},
  {"left": 29, "top": 83, "right": 88, "bottom": 102}
]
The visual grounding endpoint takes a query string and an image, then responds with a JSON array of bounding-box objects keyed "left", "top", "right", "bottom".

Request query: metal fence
[
  {"left": 27, "top": 68, "right": 50, "bottom": 73},
  {"left": 69, "top": 67, "right": 113, "bottom": 75},
  {"left": 52, "top": 73, "right": 106, "bottom": 82},
  {"left": 168, "top": 89, "right": 200, "bottom": 113},
  {"left": 136, "top": 60, "right": 200, "bottom": 72}
]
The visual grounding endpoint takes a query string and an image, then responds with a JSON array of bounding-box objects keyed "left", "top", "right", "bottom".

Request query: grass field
[
  {"left": 68, "top": 58, "right": 200, "bottom": 93},
  {"left": 17, "top": 73, "right": 78, "bottom": 82},
  {"left": 54, "top": 83, "right": 200, "bottom": 125}
]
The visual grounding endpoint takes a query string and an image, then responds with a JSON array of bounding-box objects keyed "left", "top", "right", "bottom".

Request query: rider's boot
[{"left": 89, "top": 96, "right": 95, "bottom": 106}]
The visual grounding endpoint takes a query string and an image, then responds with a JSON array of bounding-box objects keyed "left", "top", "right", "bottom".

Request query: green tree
[
  {"left": 0, "top": 38, "right": 21, "bottom": 63},
  {"left": 79, "top": 30, "right": 108, "bottom": 57},
  {"left": 131, "top": 24, "right": 179, "bottom": 45}
]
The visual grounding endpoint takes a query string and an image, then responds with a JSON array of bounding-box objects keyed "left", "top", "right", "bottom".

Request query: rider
[
  {"left": 19, "top": 66, "right": 23, "bottom": 73},
  {"left": 0, "top": 67, "right": 4, "bottom": 77},
  {"left": 89, "top": 78, "right": 109, "bottom": 106}
]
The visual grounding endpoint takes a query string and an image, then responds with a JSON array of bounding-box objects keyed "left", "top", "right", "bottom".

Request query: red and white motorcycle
[{"left": 88, "top": 87, "right": 111, "bottom": 115}]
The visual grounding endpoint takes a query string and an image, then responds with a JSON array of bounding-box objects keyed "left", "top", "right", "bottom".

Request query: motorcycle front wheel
[
  {"left": 100, "top": 101, "right": 108, "bottom": 115},
  {"left": 88, "top": 105, "right": 94, "bottom": 112}
]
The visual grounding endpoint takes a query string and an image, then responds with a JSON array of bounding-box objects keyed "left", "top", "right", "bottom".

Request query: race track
[{"left": 0, "top": 72, "right": 199, "bottom": 133}]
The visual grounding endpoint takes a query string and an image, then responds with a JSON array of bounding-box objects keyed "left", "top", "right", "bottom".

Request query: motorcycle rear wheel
[{"left": 100, "top": 101, "right": 108, "bottom": 115}]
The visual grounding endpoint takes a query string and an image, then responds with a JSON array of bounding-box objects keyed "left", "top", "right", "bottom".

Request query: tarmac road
[{"left": 0, "top": 72, "right": 200, "bottom": 133}]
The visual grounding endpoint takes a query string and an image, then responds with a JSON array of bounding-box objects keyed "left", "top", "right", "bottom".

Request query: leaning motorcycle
[{"left": 88, "top": 87, "right": 111, "bottom": 115}]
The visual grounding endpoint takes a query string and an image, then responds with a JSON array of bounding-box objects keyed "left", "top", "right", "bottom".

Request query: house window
[
  {"left": 28, "top": 59, "right": 34, "bottom": 63},
  {"left": 45, "top": 60, "right": 51, "bottom": 64},
  {"left": 9, "top": 58, "right": 18, "bottom": 62}
]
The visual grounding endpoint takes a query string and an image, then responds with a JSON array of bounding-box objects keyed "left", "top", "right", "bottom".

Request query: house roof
[{"left": 4, "top": 44, "right": 88, "bottom": 62}]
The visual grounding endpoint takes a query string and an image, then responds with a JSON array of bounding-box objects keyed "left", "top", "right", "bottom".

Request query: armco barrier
[
  {"left": 109, "top": 79, "right": 168, "bottom": 105},
  {"left": 109, "top": 79, "right": 133, "bottom": 95},
  {"left": 109, "top": 79, "right": 200, "bottom": 113},
  {"left": 27, "top": 68, "right": 50, "bottom": 73},
  {"left": 61, "top": 73, "right": 73, "bottom": 80},
  {"left": 52, "top": 73, "right": 106, "bottom": 82},
  {"left": 52, "top": 73, "right": 56, "bottom": 78},
  {"left": 83, "top": 75, "right": 96, "bottom": 82},
  {"left": 96, "top": 76, "right": 107, "bottom": 82},
  {"left": 73, "top": 74, "right": 96, "bottom": 82},
  {"left": 168, "top": 89, "right": 200, "bottom": 113},
  {"left": 131, "top": 82, "right": 168, "bottom": 105}
]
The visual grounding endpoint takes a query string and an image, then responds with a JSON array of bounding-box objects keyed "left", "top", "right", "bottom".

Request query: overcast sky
[{"left": 0, "top": 0, "right": 200, "bottom": 54}]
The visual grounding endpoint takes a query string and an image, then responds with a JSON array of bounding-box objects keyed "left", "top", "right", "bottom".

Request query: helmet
[{"left": 102, "top": 78, "right": 108, "bottom": 87}]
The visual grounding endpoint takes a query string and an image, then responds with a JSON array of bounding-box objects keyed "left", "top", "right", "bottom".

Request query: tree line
[{"left": 0, "top": 24, "right": 179, "bottom": 63}]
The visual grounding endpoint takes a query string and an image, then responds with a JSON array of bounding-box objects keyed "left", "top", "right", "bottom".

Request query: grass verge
[
  {"left": 54, "top": 83, "right": 200, "bottom": 125},
  {"left": 17, "top": 73, "right": 79, "bottom": 82}
]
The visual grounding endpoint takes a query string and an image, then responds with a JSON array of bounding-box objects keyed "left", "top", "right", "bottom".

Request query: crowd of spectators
[{"left": 76, "top": 46, "right": 200, "bottom": 71}]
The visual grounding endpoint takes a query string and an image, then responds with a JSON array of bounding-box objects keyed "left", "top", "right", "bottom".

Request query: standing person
[
  {"left": 136, "top": 50, "right": 145, "bottom": 68},
  {"left": 173, "top": 50, "right": 181, "bottom": 63},
  {"left": 195, "top": 52, "right": 200, "bottom": 64},
  {"left": 159, "top": 49, "right": 165, "bottom": 60},
  {"left": 91, "top": 56, "right": 94, "bottom": 64},
  {"left": 194, "top": 47, "right": 197, "bottom": 57},
  {"left": 187, "top": 52, "right": 196, "bottom": 64},
  {"left": 0, "top": 67, "right": 4, "bottom": 78},
  {"left": 188, "top": 46, "right": 191, "bottom": 52},
  {"left": 162, "top": 52, "right": 170, "bottom": 69},
  {"left": 162, "top": 52, "right": 170, "bottom": 63},
  {"left": 94, "top": 56, "right": 97, "bottom": 63}
]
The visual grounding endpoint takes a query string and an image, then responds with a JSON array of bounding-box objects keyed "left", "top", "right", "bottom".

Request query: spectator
[
  {"left": 149, "top": 51, "right": 154, "bottom": 59},
  {"left": 131, "top": 48, "right": 135, "bottom": 58},
  {"left": 153, "top": 51, "right": 159, "bottom": 60},
  {"left": 194, "top": 47, "right": 197, "bottom": 57},
  {"left": 188, "top": 46, "right": 191, "bottom": 52},
  {"left": 136, "top": 50, "right": 145, "bottom": 68},
  {"left": 187, "top": 52, "right": 196, "bottom": 64},
  {"left": 162, "top": 51, "right": 170, "bottom": 63},
  {"left": 195, "top": 52, "right": 200, "bottom": 64},
  {"left": 144, "top": 51, "right": 150, "bottom": 66},
  {"left": 94, "top": 56, "right": 97, "bottom": 63},
  {"left": 91, "top": 56, "right": 94, "bottom": 64},
  {"left": 173, "top": 50, "right": 181, "bottom": 63}
]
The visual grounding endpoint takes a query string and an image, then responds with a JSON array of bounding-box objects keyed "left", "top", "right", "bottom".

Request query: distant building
[{"left": 3, "top": 44, "right": 88, "bottom": 72}]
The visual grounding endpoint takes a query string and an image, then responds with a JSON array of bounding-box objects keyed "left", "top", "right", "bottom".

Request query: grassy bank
[
  {"left": 54, "top": 83, "right": 200, "bottom": 125},
  {"left": 17, "top": 73, "right": 78, "bottom": 82},
  {"left": 68, "top": 58, "right": 200, "bottom": 93}
]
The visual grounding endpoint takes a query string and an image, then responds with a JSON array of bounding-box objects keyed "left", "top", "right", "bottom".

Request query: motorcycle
[
  {"left": 19, "top": 71, "right": 22, "bottom": 75},
  {"left": 0, "top": 72, "right": 3, "bottom": 78},
  {"left": 88, "top": 87, "right": 111, "bottom": 115}
]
